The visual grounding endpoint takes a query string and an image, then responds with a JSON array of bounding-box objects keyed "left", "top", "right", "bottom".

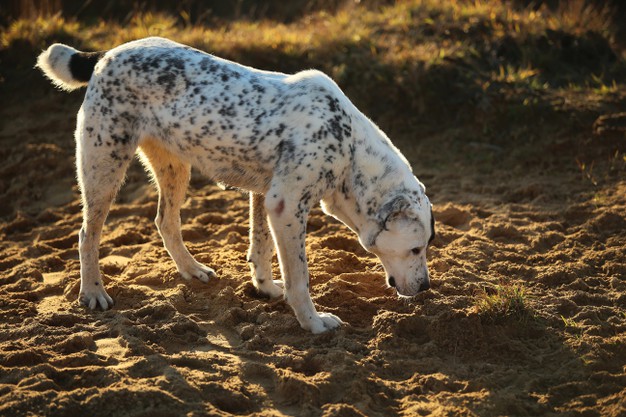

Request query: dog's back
[{"left": 38, "top": 37, "right": 353, "bottom": 192}]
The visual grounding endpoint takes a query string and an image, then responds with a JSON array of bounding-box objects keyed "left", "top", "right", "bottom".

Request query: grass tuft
[{"left": 474, "top": 282, "right": 532, "bottom": 324}]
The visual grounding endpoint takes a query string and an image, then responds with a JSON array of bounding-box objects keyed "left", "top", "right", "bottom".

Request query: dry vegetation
[{"left": 0, "top": 1, "right": 625, "bottom": 416}]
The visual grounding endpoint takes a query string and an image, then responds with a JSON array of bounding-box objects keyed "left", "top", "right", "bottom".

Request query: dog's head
[{"left": 362, "top": 192, "right": 435, "bottom": 297}]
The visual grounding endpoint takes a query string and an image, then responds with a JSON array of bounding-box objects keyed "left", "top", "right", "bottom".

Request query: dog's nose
[
  {"left": 388, "top": 276, "right": 396, "bottom": 288},
  {"left": 418, "top": 280, "right": 430, "bottom": 292}
]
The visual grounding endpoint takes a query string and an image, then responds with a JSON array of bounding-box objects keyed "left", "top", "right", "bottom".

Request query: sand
[{"left": 1, "top": 82, "right": 625, "bottom": 417}]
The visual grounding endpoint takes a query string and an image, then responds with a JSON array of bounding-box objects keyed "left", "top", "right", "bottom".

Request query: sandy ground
[{"left": 1, "top": 79, "right": 625, "bottom": 417}]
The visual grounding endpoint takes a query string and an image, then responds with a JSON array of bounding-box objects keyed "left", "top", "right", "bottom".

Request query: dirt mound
[{"left": 1, "top": 89, "right": 624, "bottom": 416}]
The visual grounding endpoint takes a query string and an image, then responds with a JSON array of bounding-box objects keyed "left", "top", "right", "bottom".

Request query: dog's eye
[{"left": 411, "top": 247, "right": 422, "bottom": 255}]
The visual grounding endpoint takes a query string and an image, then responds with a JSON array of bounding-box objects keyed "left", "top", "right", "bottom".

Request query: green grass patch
[{"left": 474, "top": 283, "right": 533, "bottom": 324}]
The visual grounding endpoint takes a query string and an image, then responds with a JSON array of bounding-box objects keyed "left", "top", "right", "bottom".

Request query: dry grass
[
  {"left": 2, "top": 1, "right": 621, "bottom": 71},
  {"left": 0, "top": 1, "right": 624, "bottom": 146}
]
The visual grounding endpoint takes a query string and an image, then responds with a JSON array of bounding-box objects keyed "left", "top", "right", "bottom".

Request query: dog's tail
[{"left": 36, "top": 44, "right": 105, "bottom": 91}]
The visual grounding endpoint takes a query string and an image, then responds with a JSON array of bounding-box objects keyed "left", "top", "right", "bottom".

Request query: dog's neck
[{"left": 321, "top": 114, "right": 419, "bottom": 249}]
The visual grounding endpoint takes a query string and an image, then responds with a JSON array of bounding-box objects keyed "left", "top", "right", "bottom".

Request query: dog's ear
[
  {"left": 378, "top": 194, "right": 419, "bottom": 226},
  {"left": 429, "top": 205, "right": 436, "bottom": 244}
]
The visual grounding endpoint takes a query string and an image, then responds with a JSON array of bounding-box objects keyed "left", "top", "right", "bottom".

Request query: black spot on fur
[
  {"left": 156, "top": 73, "right": 177, "bottom": 94},
  {"left": 165, "top": 56, "right": 185, "bottom": 70},
  {"left": 69, "top": 51, "right": 105, "bottom": 82}
]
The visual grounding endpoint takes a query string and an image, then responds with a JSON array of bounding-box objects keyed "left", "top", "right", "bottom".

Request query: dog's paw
[
  {"left": 307, "top": 312, "right": 343, "bottom": 334},
  {"left": 179, "top": 262, "right": 217, "bottom": 283},
  {"left": 79, "top": 286, "right": 114, "bottom": 310},
  {"left": 257, "top": 280, "right": 284, "bottom": 299}
]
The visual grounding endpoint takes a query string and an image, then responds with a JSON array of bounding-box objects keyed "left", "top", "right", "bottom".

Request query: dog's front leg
[{"left": 265, "top": 193, "right": 342, "bottom": 334}]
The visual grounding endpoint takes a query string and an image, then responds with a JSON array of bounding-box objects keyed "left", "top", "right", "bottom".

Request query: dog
[{"left": 37, "top": 37, "right": 435, "bottom": 333}]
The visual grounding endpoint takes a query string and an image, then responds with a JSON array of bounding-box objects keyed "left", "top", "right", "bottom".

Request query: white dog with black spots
[{"left": 37, "top": 37, "right": 435, "bottom": 334}]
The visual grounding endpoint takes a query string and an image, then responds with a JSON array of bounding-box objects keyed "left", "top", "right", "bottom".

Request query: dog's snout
[
  {"left": 418, "top": 280, "right": 430, "bottom": 292},
  {"left": 388, "top": 276, "right": 396, "bottom": 288}
]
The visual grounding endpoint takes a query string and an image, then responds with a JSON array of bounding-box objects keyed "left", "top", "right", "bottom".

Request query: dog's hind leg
[
  {"left": 77, "top": 119, "right": 135, "bottom": 310},
  {"left": 248, "top": 192, "right": 283, "bottom": 298},
  {"left": 139, "top": 139, "right": 216, "bottom": 282}
]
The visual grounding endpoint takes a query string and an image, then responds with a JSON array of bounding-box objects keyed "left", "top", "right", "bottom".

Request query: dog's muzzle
[{"left": 389, "top": 275, "right": 430, "bottom": 296}]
